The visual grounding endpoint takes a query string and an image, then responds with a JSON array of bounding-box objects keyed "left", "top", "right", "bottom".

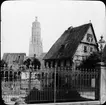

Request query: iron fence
[{"left": 1, "top": 66, "right": 100, "bottom": 104}]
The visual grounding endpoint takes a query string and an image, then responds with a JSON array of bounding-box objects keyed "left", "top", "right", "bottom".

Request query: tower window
[{"left": 84, "top": 46, "right": 87, "bottom": 52}]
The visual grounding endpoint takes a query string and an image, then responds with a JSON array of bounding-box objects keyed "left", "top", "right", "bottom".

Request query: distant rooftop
[{"left": 2, "top": 53, "right": 26, "bottom": 65}]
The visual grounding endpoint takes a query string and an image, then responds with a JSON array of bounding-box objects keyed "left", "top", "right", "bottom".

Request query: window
[
  {"left": 84, "top": 46, "right": 87, "bottom": 52},
  {"left": 91, "top": 37, "right": 93, "bottom": 42},
  {"left": 82, "top": 56, "right": 85, "bottom": 60},
  {"left": 64, "top": 60, "right": 66, "bottom": 66},
  {"left": 58, "top": 60, "right": 61, "bottom": 67},
  {"left": 87, "top": 35, "right": 90, "bottom": 42},
  {"left": 87, "top": 34, "right": 93, "bottom": 42},
  {"left": 90, "top": 47, "right": 93, "bottom": 52}
]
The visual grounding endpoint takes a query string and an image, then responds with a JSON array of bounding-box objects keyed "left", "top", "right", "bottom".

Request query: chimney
[{"left": 68, "top": 26, "right": 73, "bottom": 30}]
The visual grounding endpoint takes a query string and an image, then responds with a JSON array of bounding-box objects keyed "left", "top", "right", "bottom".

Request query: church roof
[
  {"left": 2, "top": 53, "right": 26, "bottom": 65},
  {"left": 43, "top": 23, "right": 97, "bottom": 60}
]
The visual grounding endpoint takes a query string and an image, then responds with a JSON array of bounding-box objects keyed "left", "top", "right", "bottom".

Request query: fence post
[
  {"left": 28, "top": 68, "right": 32, "bottom": 93},
  {"left": 100, "top": 62, "right": 106, "bottom": 104},
  {"left": 54, "top": 62, "right": 57, "bottom": 103},
  {"left": 96, "top": 62, "right": 106, "bottom": 104}
]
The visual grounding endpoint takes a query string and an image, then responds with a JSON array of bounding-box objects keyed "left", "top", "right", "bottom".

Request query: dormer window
[{"left": 84, "top": 46, "right": 87, "bottom": 53}]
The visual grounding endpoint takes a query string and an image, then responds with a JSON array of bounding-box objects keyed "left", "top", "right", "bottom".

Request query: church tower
[{"left": 29, "top": 17, "right": 43, "bottom": 57}]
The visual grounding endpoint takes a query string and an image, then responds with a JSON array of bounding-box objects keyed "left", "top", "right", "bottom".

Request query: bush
[
  {"left": 78, "top": 52, "right": 101, "bottom": 69},
  {"left": 11, "top": 97, "right": 18, "bottom": 101}
]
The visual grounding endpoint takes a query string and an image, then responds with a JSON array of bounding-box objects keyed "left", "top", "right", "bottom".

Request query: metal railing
[{"left": 1, "top": 66, "right": 100, "bottom": 104}]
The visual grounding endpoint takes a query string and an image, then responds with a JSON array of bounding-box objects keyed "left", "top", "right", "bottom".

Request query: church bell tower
[{"left": 29, "top": 17, "right": 43, "bottom": 57}]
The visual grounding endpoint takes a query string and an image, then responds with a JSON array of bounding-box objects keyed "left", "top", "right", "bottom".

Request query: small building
[
  {"left": 43, "top": 23, "right": 99, "bottom": 68},
  {"left": 2, "top": 53, "right": 26, "bottom": 70}
]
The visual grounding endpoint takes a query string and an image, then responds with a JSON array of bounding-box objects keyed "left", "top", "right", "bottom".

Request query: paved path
[
  {"left": 5, "top": 101, "right": 101, "bottom": 105},
  {"left": 26, "top": 101, "right": 101, "bottom": 105}
]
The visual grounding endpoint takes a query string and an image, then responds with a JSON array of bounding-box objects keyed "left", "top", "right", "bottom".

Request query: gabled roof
[
  {"left": 43, "top": 23, "right": 98, "bottom": 60},
  {"left": 2, "top": 53, "right": 26, "bottom": 64}
]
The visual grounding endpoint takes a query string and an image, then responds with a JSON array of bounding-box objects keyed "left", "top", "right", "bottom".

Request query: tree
[
  {"left": 31, "top": 58, "right": 41, "bottom": 69},
  {"left": 23, "top": 58, "right": 31, "bottom": 69},
  {"left": 78, "top": 52, "right": 101, "bottom": 69},
  {"left": 23, "top": 58, "right": 41, "bottom": 70},
  {"left": 0, "top": 59, "right": 7, "bottom": 68}
]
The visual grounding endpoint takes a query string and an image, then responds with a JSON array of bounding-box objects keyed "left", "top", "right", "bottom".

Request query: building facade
[
  {"left": 43, "top": 23, "right": 99, "bottom": 68},
  {"left": 29, "top": 17, "right": 43, "bottom": 57},
  {"left": 73, "top": 25, "right": 98, "bottom": 66}
]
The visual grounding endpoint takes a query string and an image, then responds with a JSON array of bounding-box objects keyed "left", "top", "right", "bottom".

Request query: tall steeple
[{"left": 29, "top": 17, "right": 43, "bottom": 57}]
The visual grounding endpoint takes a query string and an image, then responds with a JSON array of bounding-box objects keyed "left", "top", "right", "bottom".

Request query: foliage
[
  {"left": 78, "top": 52, "right": 101, "bottom": 69},
  {"left": 11, "top": 97, "right": 18, "bottom": 101},
  {"left": 23, "top": 58, "right": 41, "bottom": 69},
  {"left": 23, "top": 58, "right": 31, "bottom": 69},
  {"left": 0, "top": 59, "right": 7, "bottom": 67}
]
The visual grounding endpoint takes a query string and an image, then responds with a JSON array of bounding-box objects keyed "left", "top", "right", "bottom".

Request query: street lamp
[{"left": 98, "top": 35, "right": 106, "bottom": 62}]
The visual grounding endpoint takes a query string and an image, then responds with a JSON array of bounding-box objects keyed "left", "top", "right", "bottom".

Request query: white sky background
[{"left": 1, "top": 0, "right": 106, "bottom": 58}]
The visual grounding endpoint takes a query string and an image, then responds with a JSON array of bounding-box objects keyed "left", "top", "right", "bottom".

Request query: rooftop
[{"left": 43, "top": 23, "right": 97, "bottom": 60}]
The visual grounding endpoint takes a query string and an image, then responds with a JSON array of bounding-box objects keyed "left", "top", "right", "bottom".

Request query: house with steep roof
[
  {"left": 43, "top": 23, "right": 99, "bottom": 68},
  {"left": 2, "top": 53, "right": 26, "bottom": 70}
]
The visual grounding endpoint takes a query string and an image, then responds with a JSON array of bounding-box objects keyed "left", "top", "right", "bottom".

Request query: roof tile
[{"left": 44, "top": 23, "right": 94, "bottom": 60}]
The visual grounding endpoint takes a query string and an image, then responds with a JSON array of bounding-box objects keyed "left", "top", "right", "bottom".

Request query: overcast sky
[{"left": 1, "top": 0, "right": 106, "bottom": 58}]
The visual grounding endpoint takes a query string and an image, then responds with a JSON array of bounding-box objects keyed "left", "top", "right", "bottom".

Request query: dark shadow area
[
  {"left": 25, "top": 87, "right": 93, "bottom": 104},
  {"left": 25, "top": 87, "right": 54, "bottom": 104},
  {"left": 102, "top": 101, "right": 106, "bottom": 105}
]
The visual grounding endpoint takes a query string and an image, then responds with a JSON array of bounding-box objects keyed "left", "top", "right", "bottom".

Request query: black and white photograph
[{"left": 1, "top": 0, "right": 106, "bottom": 105}]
